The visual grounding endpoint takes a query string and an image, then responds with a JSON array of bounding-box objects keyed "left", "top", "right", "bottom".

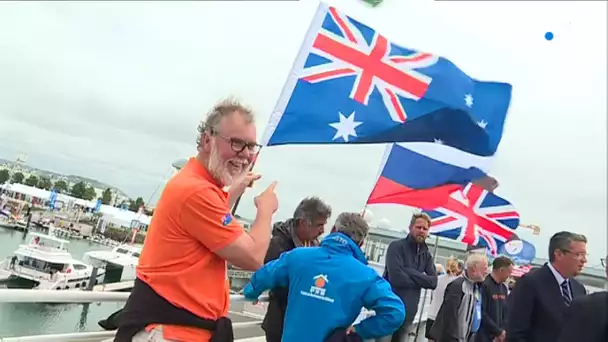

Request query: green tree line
[
  {"left": 1, "top": 168, "right": 146, "bottom": 211},
  {"left": 1, "top": 169, "right": 98, "bottom": 201}
]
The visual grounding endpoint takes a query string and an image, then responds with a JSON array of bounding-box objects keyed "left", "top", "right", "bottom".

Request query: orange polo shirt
[{"left": 137, "top": 157, "right": 244, "bottom": 341}]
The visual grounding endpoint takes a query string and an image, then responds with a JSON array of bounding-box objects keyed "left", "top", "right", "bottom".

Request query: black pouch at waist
[
  {"left": 324, "top": 328, "right": 364, "bottom": 342},
  {"left": 98, "top": 277, "right": 234, "bottom": 342}
]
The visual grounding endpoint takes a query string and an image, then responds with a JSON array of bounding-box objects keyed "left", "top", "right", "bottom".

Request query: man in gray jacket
[
  {"left": 380, "top": 213, "right": 438, "bottom": 342},
  {"left": 429, "top": 254, "right": 489, "bottom": 342}
]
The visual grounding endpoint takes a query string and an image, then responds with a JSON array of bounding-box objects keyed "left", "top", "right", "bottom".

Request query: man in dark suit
[
  {"left": 558, "top": 255, "right": 608, "bottom": 342},
  {"left": 506, "top": 231, "right": 588, "bottom": 342}
]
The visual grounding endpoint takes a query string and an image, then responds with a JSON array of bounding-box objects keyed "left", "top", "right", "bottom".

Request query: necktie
[{"left": 561, "top": 280, "right": 572, "bottom": 306}]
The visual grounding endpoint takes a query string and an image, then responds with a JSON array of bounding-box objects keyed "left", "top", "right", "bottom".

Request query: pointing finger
[{"left": 265, "top": 181, "right": 278, "bottom": 192}]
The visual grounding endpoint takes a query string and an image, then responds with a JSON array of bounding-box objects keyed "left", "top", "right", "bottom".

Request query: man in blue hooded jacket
[{"left": 243, "top": 212, "right": 406, "bottom": 342}]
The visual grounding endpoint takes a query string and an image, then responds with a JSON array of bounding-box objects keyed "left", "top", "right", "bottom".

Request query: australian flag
[{"left": 261, "top": 3, "right": 512, "bottom": 157}]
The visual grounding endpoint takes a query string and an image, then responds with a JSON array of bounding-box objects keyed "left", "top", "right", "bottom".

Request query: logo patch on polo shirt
[{"left": 221, "top": 213, "right": 233, "bottom": 226}]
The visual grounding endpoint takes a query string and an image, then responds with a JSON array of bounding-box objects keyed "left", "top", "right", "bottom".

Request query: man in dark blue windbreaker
[
  {"left": 380, "top": 213, "right": 437, "bottom": 342},
  {"left": 243, "top": 212, "right": 405, "bottom": 342}
]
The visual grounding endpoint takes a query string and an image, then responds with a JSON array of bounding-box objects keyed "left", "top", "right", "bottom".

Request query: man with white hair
[
  {"left": 428, "top": 253, "right": 488, "bottom": 342},
  {"left": 105, "top": 98, "right": 279, "bottom": 342}
]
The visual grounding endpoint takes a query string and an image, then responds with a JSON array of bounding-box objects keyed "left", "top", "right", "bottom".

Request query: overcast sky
[{"left": 0, "top": 0, "right": 605, "bottom": 266}]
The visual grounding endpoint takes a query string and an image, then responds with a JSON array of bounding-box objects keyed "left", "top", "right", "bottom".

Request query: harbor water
[
  {"left": 0, "top": 226, "right": 121, "bottom": 338},
  {"left": 0, "top": 227, "right": 265, "bottom": 340}
]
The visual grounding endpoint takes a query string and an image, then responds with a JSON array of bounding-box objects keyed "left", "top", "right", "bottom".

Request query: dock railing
[
  {"left": 0, "top": 288, "right": 430, "bottom": 342},
  {"left": 0, "top": 289, "right": 268, "bottom": 342}
]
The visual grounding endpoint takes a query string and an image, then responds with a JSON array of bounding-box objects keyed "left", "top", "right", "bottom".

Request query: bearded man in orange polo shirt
[{"left": 110, "top": 98, "right": 279, "bottom": 342}]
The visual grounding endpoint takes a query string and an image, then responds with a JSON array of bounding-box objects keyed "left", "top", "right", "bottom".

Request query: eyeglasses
[
  {"left": 209, "top": 129, "right": 261, "bottom": 154},
  {"left": 560, "top": 249, "right": 588, "bottom": 260}
]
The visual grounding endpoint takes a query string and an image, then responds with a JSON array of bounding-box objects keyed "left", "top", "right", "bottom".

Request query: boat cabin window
[
  {"left": 47, "top": 262, "right": 66, "bottom": 272},
  {"left": 72, "top": 264, "right": 88, "bottom": 270},
  {"left": 116, "top": 248, "right": 130, "bottom": 255},
  {"left": 115, "top": 247, "right": 140, "bottom": 257},
  {"left": 20, "top": 257, "right": 67, "bottom": 273}
]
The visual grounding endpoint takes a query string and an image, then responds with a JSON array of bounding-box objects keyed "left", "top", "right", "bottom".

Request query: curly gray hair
[
  {"left": 196, "top": 97, "right": 255, "bottom": 149},
  {"left": 334, "top": 212, "right": 370, "bottom": 245},
  {"left": 293, "top": 197, "right": 332, "bottom": 225}
]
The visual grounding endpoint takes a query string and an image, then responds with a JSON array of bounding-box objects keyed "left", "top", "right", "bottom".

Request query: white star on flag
[
  {"left": 477, "top": 120, "right": 488, "bottom": 129},
  {"left": 464, "top": 94, "right": 474, "bottom": 108},
  {"left": 329, "top": 112, "right": 363, "bottom": 142},
  {"left": 433, "top": 138, "right": 444, "bottom": 144}
]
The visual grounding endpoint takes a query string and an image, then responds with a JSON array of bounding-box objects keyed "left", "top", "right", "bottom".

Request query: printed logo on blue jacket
[{"left": 300, "top": 274, "right": 334, "bottom": 303}]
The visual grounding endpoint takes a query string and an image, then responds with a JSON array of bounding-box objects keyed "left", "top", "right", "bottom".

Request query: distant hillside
[
  {"left": 0, "top": 158, "right": 129, "bottom": 197},
  {"left": 65, "top": 174, "right": 123, "bottom": 194}
]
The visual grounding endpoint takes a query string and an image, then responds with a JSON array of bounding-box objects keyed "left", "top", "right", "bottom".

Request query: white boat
[
  {"left": 83, "top": 244, "right": 141, "bottom": 283},
  {"left": 89, "top": 234, "right": 121, "bottom": 247},
  {"left": 0, "top": 232, "right": 105, "bottom": 290},
  {"left": 50, "top": 226, "right": 84, "bottom": 240}
]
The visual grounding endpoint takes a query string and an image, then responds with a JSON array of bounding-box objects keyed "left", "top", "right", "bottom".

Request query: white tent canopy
[
  {"left": 98, "top": 204, "right": 151, "bottom": 228},
  {"left": 1, "top": 183, "right": 98, "bottom": 207},
  {"left": 102, "top": 211, "right": 151, "bottom": 227},
  {"left": 1, "top": 183, "right": 54, "bottom": 200},
  {"left": 1, "top": 183, "right": 151, "bottom": 227}
]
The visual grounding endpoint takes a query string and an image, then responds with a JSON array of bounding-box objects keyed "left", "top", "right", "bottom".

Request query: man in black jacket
[
  {"left": 476, "top": 256, "right": 513, "bottom": 342},
  {"left": 558, "top": 255, "right": 608, "bottom": 342},
  {"left": 506, "top": 231, "right": 588, "bottom": 342},
  {"left": 261, "top": 197, "right": 332, "bottom": 342},
  {"left": 379, "top": 213, "right": 437, "bottom": 342}
]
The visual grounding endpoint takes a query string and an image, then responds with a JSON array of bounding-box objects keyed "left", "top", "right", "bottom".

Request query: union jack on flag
[
  {"left": 423, "top": 183, "right": 520, "bottom": 255},
  {"left": 300, "top": 6, "right": 438, "bottom": 124},
  {"left": 511, "top": 264, "right": 533, "bottom": 278},
  {"left": 261, "top": 3, "right": 513, "bottom": 159}
]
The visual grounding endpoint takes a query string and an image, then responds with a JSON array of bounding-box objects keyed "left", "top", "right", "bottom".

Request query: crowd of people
[{"left": 99, "top": 99, "right": 607, "bottom": 342}]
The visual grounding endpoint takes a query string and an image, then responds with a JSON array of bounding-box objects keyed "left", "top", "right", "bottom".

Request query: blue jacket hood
[
  {"left": 243, "top": 232, "right": 405, "bottom": 342},
  {"left": 320, "top": 232, "right": 368, "bottom": 265}
]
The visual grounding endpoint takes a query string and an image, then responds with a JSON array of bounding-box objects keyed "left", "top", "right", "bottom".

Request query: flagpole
[
  {"left": 231, "top": 150, "right": 262, "bottom": 215},
  {"left": 412, "top": 234, "right": 440, "bottom": 341},
  {"left": 232, "top": 3, "right": 328, "bottom": 217}
]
